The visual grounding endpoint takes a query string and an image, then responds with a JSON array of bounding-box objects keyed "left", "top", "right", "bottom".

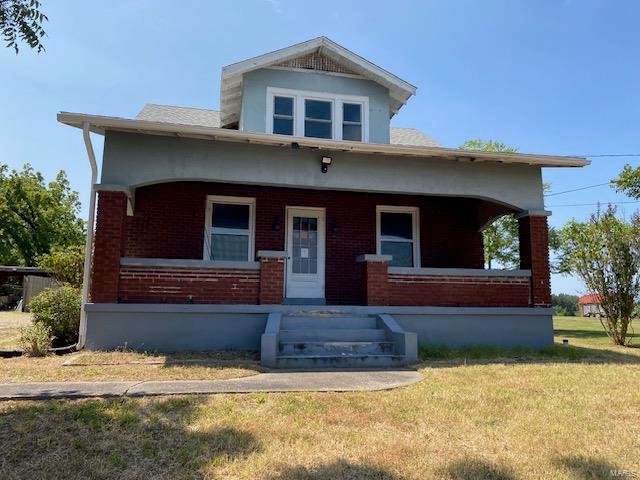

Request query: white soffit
[{"left": 220, "top": 36, "right": 417, "bottom": 127}]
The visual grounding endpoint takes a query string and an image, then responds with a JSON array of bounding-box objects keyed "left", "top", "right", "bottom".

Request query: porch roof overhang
[{"left": 57, "top": 112, "right": 589, "bottom": 168}]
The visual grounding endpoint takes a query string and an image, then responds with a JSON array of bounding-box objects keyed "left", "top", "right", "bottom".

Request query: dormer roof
[{"left": 220, "top": 36, "right": 417, "bottom": 127}]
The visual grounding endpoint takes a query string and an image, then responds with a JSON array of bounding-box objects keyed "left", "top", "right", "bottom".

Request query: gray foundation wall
[{"left": 84, "top": 304, "right": 553, "bottom": 352}]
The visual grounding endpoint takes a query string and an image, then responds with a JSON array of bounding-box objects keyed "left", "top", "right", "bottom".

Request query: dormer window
[
  {"left": 267, "top": 87, "right": 369, "bottom": 142},
  {"left": 304, "top": 99, "right": 332, "bottom": 139},
  {"left": 342, "top": 103, "right": 362, "bottom": 141},
  {"left": 273, "top": 96, "right": 294, "bottom": 135}
]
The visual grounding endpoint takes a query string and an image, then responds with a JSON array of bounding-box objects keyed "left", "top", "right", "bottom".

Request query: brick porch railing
[{"left": 358, "top": 255, "right": 532, "bottom": 307}]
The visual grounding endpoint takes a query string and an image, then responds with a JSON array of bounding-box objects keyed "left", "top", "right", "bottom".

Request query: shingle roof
[
  {"left": 389, "top": 127, "right": 441, "bottom": 147},
  {"left": 137, "top": 104, "right": 220, "bottom": 128},
  {"left": 136, "top": 104, "right": 441, "bottom": 147}
]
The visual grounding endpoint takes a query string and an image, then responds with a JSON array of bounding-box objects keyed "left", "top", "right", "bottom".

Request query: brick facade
[
  {"left": 518, "top": 215, "right": 552, "bottom": 307},
  {"left": 387, "top": 273, "right": 531, "bottom": 307},
  {"left": 89, "top": 181, "right": 551, "bottom": 307},
  {"left": 258, "top": 256, "right": 285, "bottom": 304},
  {"left": 360, "top": 260, "right": 390, "bottom": 306},
  {"left": 91, "top": 191, "right": 127, "bottom": 302},
  {"left": 118, "top": 265, "right": 259, "bottom": 304},
  {"left": 120, "top": 182, "right": 484, "bottom": 305}
]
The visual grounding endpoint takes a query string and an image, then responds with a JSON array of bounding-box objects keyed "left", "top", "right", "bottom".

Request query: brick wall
[
  {"left": 360, "top": 260, "right": 390, "bottom": 306},
  {"left": 259, "top": 257, "right": 285, "bottom": 304},
  {"left": 118, "top": 265, "right": 259, "bottom": 304},
  {"left": 519, "top": 215, "right": 552, "bottom": 307},
  {"left": 387, "top": 273, "right": 531, "bottom": 307},
  {"left": 91, "top": 191, "right": 127, "bottom": 302},
  {"left": 122, "top": 182, "right": 485, "bottom": 305}
]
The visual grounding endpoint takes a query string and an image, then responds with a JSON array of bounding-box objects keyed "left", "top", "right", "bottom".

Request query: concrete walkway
[{"left": 0, "top": 370, "right": 422, "bottom": 400}]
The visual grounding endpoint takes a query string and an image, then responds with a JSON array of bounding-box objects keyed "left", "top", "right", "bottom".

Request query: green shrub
[
  {"left": 18, "top": 323, "right": 52, "bottom": 356},
  {"left": 37, "top": 245, "right": 85, "bottom": 287},
  {"left": 30, "top": 285, "right": 81, "bottom": 346}
]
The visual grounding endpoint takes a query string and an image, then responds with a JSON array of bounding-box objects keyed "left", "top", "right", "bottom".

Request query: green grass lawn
[{"left": 1, "top": 316, "right": 639, "bottom": 479}]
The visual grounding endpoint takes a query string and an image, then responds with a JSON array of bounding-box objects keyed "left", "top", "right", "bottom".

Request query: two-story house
[{"left": 59, "top": 37, "right": 588, "bottom": 368}]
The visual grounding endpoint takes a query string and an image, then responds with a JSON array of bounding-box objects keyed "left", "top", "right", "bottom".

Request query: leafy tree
[
  {"left": 460, "top": 140, "right": 520, "bottom": 269},
  {"left": 459, "top": 139, "right": 516, "bottom": 153},
  {"left": 37, "top": 245, "right": 84, "bottom": 287},
  {"left": 0, "top": 164, "right": 85, "bottom": 266},
  {"left": 613, "top": 164, "right": 640, "bottom": 199},
  {"left": 482, "top": 215, "right": 519, "bottom": 269},
  {"left": 558, "top": 207, "right": 639, "bottom": 346},
  {"left": 552, "top": 293, "right": 579, "bottom": 316},
  {"left": 0, "top": 0, "right": 47, "bottom": 53}
]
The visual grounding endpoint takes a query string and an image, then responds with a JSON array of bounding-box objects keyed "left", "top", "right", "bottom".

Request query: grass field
[
  {"left": 1, "top": 315, "right": 639, "bottom": 479},
  {"left": 0, "top": 311, "right": 31, "bottom": 349}
]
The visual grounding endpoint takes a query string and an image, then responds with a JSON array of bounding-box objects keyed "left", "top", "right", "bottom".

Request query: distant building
[{"left": 578, "top": 294, "right": 604, "bottom": 317}]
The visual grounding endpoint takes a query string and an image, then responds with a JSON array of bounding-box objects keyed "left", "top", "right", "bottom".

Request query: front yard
[{"left": 0, "top": 315, "right": 638, "bottom": 479}]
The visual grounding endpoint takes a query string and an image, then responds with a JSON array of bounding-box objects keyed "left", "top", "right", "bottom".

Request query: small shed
[
  {"left": 0, "top": 266, "right": 56, "bottom": 311},
  {"left": 578, "top": 294, "right": 604, "bottom": 317}
]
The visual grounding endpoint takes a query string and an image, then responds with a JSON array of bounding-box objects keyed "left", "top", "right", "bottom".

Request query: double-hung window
[
  {"left": 377, "top": 206, "right": 420, "bottom": 268},
  {"left": 272, "top": 96, "right": 294, "bottom": 135},
  {"left": 204, "top": 196, "right": 255, "bottom": 262},
  {"left": 267, "top": 87, "right": 368, "bottom": 142},
  {"left": 304, "top": 99, "right": 332, "bottom": 139},
  {"left": 342, "top": 103, "right": 362, "bottom": 141}
]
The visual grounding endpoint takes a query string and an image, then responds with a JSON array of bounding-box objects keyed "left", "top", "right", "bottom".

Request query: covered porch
[{"left": 90, "top": 181, "right": 551, "bottom": 309}]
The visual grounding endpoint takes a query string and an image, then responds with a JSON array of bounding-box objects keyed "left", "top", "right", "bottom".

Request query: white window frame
[
  {"left": 203, "top": 195, "right": 256, "bottom": 261},
  {"left": 271, "top": 94, "right": 296, "bottom": 136},
  {"left": 376, "top": 205, "right": 420, "bottom": 268},
  {"left": 266, "top": 87, "right": 369, "bottom": 142}
]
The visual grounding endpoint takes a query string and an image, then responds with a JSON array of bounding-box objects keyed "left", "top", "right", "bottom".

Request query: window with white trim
[
  {"left": 376, "top": 206, "right": 420, "bottom": 267},
  {"left": 342, "top": 102, "right": 362, "bottom": 141},
  {"left": 272, "top": 95, "right": 294, "bottom": 135},
  {"left": 204, "top": 196, "right": 255, "bottom": 261},
  {"left": 267, "top": 87, "right": 369, "bottom": 142}
]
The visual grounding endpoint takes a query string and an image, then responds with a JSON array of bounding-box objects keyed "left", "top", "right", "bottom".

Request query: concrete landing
[{"left": 0, "top": 370, "right": 422, "bottom": 400}]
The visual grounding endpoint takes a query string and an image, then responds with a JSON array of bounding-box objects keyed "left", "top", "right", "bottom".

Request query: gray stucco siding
[
  {"left": 101, "top": 131, "right": 546, "bottom": 211},
  {"left": 241, "top": 68, "right": 391, "bottom": 143},
  {"left": 84, "top": 304, "right": 553, "bottom": 352},
  {"left": 85, "top": 308, "right": 267, "bottom": 352}
]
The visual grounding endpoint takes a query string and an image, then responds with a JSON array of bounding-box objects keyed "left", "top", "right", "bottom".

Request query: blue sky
[{"left": 2, "top": 0, "right": 639, "bottom": 294}]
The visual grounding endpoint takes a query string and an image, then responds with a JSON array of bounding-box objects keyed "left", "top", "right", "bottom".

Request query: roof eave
[{"left": 57, "top": 112, "right": 590, "bottom": 168}]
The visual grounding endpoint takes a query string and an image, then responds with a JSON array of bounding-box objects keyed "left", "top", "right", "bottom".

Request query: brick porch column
[
  {"left": 91, "top": 191, "right": 128, "bottom": 303},
  {"left": 357, "top": 254, "right": 392, "bottom": 306},
  {"left": 258, "top": 250, "right": 286, "bottom": 305},
  {"left": 518, "top": 212, "right": 552, "bottom": 308}
]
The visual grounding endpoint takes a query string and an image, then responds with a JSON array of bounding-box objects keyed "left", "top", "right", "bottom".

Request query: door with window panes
[{"left": 285, "top": 207, "right": 326, "bottom": 299}]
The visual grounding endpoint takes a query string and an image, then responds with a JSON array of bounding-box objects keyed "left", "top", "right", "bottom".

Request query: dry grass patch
[
  {"left": 0, "top": 350, "right": 261, "bottom": 382},
  {"left": 1, "top": 317, "right": 639, "bottom": 479},
  {"left": 0, "top": 311, "right": 31, "bottom": 349},
  {"left": 1, "top": 316, "right": 639, "bottom": 478},
  {"left": 1, "top": 359, "right": 638, "bottom": 479}
]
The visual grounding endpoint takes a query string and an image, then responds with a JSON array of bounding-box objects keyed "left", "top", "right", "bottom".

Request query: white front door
[{"left": 286, "top": 207, "right": 326, "bottom": 299}]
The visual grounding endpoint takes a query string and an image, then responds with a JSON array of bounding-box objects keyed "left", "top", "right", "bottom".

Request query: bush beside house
[{"left": 29, "top": 285, "right": 81, "bottom": 346}]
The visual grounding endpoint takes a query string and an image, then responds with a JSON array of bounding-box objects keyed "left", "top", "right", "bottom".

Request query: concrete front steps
[{"left": 261, "top": 311, "right": 417, "bottom": 370}]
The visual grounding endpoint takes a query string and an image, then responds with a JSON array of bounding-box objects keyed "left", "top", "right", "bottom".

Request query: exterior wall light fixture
[{"left": 321, "top": 156, "right": 332, "bottom": 173}]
